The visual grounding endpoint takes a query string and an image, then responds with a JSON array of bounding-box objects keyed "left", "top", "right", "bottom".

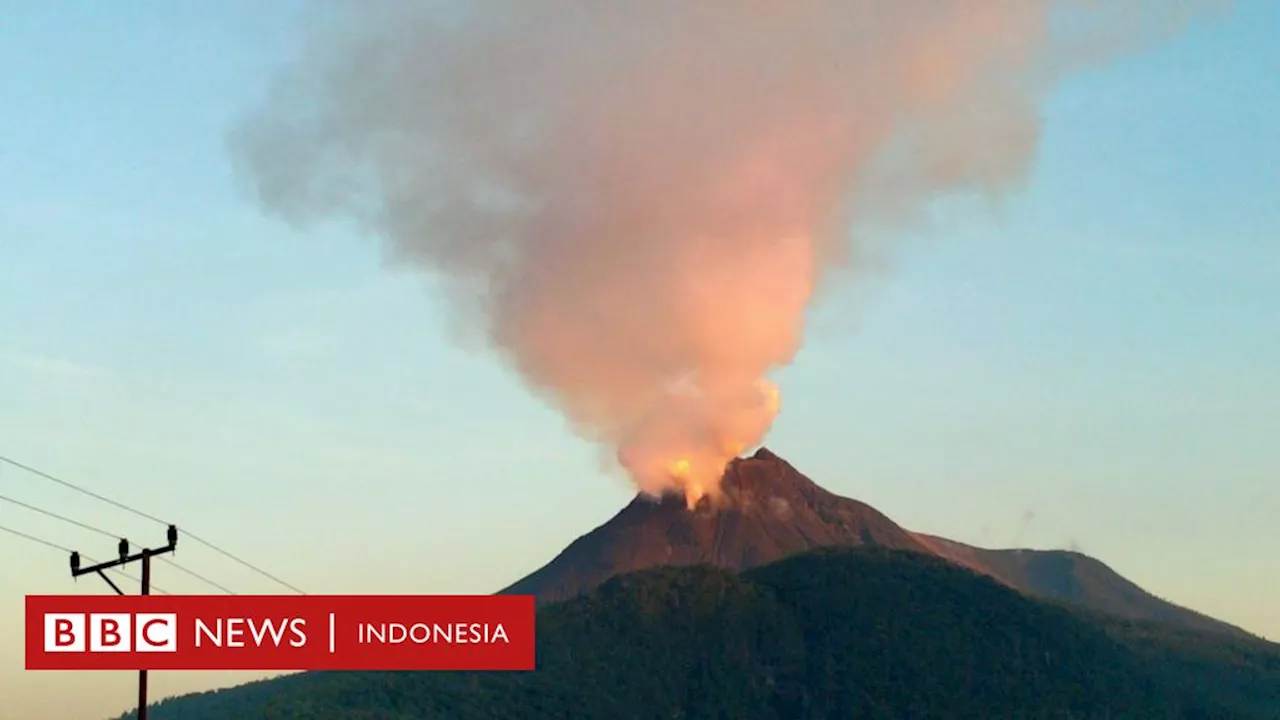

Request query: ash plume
[{"left": 233, "top": 1, "right": 1221, "bottom": 504}]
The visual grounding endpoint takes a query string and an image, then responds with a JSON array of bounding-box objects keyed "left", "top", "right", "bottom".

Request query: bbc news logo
[
  {"left": 44, "top": 613, "right": 177, "bottom": 653},
  {"left": 27, "top": 595, "right": 535, "bottom": 672}
]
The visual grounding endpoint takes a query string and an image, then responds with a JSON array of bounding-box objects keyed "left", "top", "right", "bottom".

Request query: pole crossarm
[
  {"left": 72, "top": 544, "right": 175, "bottom": 577},
  {"left": 70, "top": 524, "right": 177, "bottom": 579}
]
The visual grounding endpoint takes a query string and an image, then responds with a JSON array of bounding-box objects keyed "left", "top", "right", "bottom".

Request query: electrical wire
[
  {"left": 158, "top": 557, "right": 236, "bottom": 595},
  {"left": 0, "top": 453, "right": 304, "bottom": 594},
  {"left": 0, "top": 455, "right": 169, "bottom": 525},
  {"left": 0, "top": 493, "right": 234, "bottom": 594},
  {"left": 178, "top": 530, "right": 305, "bottom": 594},
  {"left": 0, "top": 491, "right": 117, "bottom": 540},
  {"left": 0, "top": 522, "right": 71, "bottom": 553}
]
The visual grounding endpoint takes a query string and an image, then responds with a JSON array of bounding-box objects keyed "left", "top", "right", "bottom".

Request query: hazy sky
[{"left": 2, "top": 2, "right": 1277, "bottom": 718}]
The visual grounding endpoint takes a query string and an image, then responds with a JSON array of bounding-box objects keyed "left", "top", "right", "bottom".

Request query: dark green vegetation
[{"left": 125, "top": 548, "right": 1280, "bottom": 720}]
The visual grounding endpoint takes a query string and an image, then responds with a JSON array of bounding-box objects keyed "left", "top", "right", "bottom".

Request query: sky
[{"left": 1, "top": 2, "right": 1277, "bottom": 718}]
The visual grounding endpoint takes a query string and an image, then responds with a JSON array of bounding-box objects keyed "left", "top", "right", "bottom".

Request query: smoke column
[{"left": 234, "top": 1, "right": 1221, "bottom": 506}]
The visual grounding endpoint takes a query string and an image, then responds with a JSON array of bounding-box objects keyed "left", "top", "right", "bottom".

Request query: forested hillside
[{"left": 126, "top": 548, "right": 1280, "bottom": 719}]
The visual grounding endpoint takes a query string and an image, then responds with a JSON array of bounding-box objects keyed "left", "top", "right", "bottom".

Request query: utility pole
[{"left": 70, "top": 525, "right": 178, "bottom": 720}]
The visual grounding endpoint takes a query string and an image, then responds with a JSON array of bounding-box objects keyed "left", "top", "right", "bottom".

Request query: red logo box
[{"left": 26, "top": 595, "right": 535, "bottom": 671}]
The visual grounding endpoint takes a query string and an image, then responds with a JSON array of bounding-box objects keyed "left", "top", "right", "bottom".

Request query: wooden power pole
[{"left": 70, "top": 525, "right": 178, "bottom": 720}]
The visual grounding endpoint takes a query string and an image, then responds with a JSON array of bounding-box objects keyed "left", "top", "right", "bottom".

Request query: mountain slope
[
  {"left": 505, "top": 447, "right": 1247, "bottom": 639},
  {"left": 915, "top": 533, "right": 1248, "bottom": 638},
  {"left": 502, "top": 447, "right": 933, "bottom": 604},
  {"left": 131, "top": 548, "right": 1280, "bottom": 720}
]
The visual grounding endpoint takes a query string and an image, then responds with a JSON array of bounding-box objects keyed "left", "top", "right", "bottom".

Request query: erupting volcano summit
[
  {"left": 504, "top": 448, "right": 935, "bottom": 605},
  {"left": 502, "top": 448, "right": 1248, "bottom": 640}
]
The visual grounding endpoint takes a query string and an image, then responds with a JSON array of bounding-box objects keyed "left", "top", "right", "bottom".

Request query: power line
[
  {"left": 0, "top": 492, "right": 235, "bottom": 595},
  {"left": 0, "top": 522, "right": 71, "bottom": 553},
  {"left": 0, "top": 523, "right": 170, "bottom": 595},
  {"left": 179, "top": 530, "right": 306, "bottom": 594},
  {"left": 0, "top": 454, "right": 168, "bottom": 525},
  {"left": 0, "top": 453, "right": 305, "bottom": 594},
  {"left": 0, "top": 491, "right": 117, "bottom": 540},
  {"left": 158, "top": 557, "right": 236, "bottom": 595}
]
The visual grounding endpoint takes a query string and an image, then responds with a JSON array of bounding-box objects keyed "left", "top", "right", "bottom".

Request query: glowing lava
[{"left": 624, "top": 377, "right": 782, "bottom": 509}]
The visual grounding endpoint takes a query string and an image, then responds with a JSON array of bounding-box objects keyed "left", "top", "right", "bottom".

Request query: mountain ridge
[
  {"left": 915, "top": 532, "right": 1249, "bottom": 638},
  {"left": 504, "top": 446, "right": 1249, "bottom": 638}
]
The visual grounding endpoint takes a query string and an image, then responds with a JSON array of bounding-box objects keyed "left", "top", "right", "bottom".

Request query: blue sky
[{"left": 2, "top": 2, "right": 1277, "bottom": 717}]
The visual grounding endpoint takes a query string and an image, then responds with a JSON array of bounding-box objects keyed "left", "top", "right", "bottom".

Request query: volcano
[
  {"left": 504, "top": 447, "right": 1248, "bottom": 638},
  {"left": 503, "top": 447, "right": 931, "bottom": 604},
  {"left": 137, "top": 447, "right": 1275, "bottom": 719}
]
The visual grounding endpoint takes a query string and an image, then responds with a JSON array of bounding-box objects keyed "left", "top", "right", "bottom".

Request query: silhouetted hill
[
  {"left": 129, "top": 548, "right": 1280, "bottom": 719},
  {"left": 916, "top": 534, "right": 1249, "bottom": 638},
  {"left": 505, "top": 447, "right": 1248, "bottom": 639}
]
